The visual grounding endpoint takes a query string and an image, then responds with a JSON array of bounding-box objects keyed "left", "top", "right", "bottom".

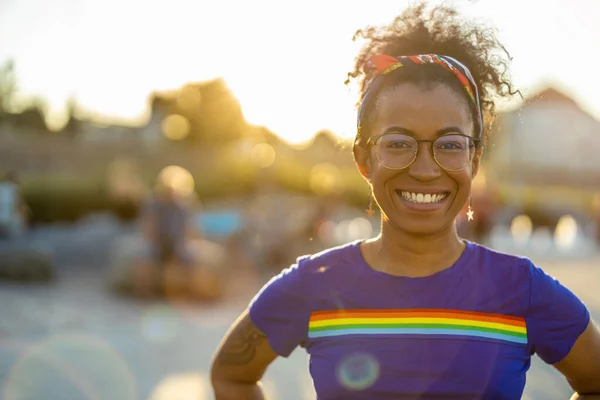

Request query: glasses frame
[{"left": 366, "top": 133, "right": 481, "bottom": 172}]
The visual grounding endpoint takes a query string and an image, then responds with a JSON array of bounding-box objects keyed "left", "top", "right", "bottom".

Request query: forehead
[{"left": 372, "top": 83, "right": 473, "bottom": 137}]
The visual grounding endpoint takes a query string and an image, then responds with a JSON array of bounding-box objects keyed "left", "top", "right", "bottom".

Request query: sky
[{"left": 1, "top": 0, "right": 599, "bottom": 144}]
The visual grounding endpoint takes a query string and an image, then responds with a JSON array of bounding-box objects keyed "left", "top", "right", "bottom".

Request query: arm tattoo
[{"left": 216, "top": 316, "right": 267, "bottom": 366}]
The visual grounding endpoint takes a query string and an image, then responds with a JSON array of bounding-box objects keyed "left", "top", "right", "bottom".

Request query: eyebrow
[{"left": 383, "top": 126, "right": 466, "bottom": 137}]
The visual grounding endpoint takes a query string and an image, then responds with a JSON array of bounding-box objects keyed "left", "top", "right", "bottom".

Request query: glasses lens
[
  {"left": 375, "top": 134, "right": 418, "bottom": 169},
  {"left": 433, "top": 134, "right": 476, "bottom": 171}
]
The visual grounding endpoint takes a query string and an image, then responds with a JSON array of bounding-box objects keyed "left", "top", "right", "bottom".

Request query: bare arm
[
  {"left": 555, "top": 320, "right": 600, "bottom": 399},
  {"left": 211, "top": 309, "right": 279, "bottom": 400}
]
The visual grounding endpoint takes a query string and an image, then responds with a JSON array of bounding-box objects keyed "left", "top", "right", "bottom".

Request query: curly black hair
[{"left": 346, "top": 2, "right": 519, "bottom": 145}]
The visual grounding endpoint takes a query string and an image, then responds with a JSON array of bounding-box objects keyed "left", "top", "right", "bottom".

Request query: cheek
[
  {"left": 368, "top": 169, "right": 393, "bottom": 203},
  {"left": 369, "top": 163, "right": 396, "bottom": 187},
  {"left": 449, "top": 170, "right": 474, "bottom": 198}
]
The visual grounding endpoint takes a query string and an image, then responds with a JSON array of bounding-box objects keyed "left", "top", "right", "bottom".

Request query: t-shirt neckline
[{"left": 351, "top": 239, "right": 476, "bottom": 290}]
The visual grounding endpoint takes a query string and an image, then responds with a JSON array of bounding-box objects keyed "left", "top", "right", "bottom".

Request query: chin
[{"left": 386, "top": 217, "right": 453, "bottom": 237}]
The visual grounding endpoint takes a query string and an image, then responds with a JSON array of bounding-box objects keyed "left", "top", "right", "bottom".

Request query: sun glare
[{"left": 4, "top": 0, "right": 600, "bottom": 143}]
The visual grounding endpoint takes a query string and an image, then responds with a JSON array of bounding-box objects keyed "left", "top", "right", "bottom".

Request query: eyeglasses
[{"left": 366, "top": 133, "right": 480, "bottom": 172}]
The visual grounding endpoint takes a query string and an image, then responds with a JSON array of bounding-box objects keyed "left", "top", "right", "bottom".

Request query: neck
[{"left": 364, "top": 218, "right": 465, "bottom": 277}]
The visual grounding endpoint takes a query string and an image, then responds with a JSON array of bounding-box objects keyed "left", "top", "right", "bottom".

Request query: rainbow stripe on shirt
[{"left": 308, "top": 309, "right": 527, "bottom": 345}]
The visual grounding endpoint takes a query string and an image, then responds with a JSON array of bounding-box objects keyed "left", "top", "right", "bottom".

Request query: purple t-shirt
[{"left": 249, "top": 240, "right": 590, "bottom": 399}]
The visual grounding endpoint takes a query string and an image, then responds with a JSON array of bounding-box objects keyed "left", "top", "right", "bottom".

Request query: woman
[{"left": 211, "top": 3, "right": 600, "bottom": 399}]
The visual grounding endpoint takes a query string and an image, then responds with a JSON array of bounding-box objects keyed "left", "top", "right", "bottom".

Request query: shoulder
[
  {"left": 296, "top": 240, "right": 363, "bottom": 272},
  {"left": 466, "top": 242, "right": 585, "bottom": 304},
  {"left": 249, "top": 241, "right": 362, "bottom": 313},
  {"left": 291, "top": 241, "right": 366, "bottom": 285},
  {"left": 263, "top": 241, "right": 365, "bottom": 297},
  {"left": 468, "top": 241, "right": 534, "bottom": 278},
  {"left": 463, "top": 242, "right": 539, "bottom": 306}
]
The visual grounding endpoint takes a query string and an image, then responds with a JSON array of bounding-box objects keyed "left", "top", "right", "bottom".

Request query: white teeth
[{"left": 400, "top": 191, "right": 447, "bottom": 204}]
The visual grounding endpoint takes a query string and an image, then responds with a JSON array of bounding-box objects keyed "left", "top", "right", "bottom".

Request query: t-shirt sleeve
[
  {"left": 249, "top": 259, "right": 311, "bottom": 357},
  {"left": 527, "top": 261, "right": 590, "bottom": 364}
]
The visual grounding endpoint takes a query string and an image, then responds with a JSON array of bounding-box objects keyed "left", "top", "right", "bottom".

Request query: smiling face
[{"left": 355, "top": 82, "right": 482, "bottom": 236}]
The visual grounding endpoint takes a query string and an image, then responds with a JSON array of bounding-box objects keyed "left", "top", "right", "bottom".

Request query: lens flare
[
  {"left": 336, "top": 352, "right": 380, "bottom": 391},
  {"left": 3, "top": 334, "right": 137, "bottom": 400}
]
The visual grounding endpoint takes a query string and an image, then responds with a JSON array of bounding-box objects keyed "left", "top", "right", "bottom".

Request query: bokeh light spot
[
  {"left": 317, "top": 220, "right": 337, "bottom": 245},
  {"left": 336, "top": 352, "right": 380, "bottom": 391},
  {"left": 347, "top": 218, "right": 373, "bottom": 241},
  {"left": 554, "top": 215, "right": 578, "bottom": 251},
  {"left": 251, "top": 143, "right": 276, "bottom": 168},
  {"left": 310, "top": 163, "right": 343, "bottom": 196},
  {"left": 162, "top": 114, "right": 191, "bottom": 140},
  {"left": 510, "top": 215, "right": 533, "bottom": 246},
  {"left": 148, "top": 372, "right": 207, "bottom": 400},
  {"left": 158, "top": 165, "right": 195, "bottom": 196}
]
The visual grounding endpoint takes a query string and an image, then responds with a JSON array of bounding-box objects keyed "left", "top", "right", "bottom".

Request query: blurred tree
[
  {"left": 154, "top": 78, "right": 247, "bottom": 147},
  {"left": 0, "top": 59, "right": 17, "bottom": 118},
  {"left": 7, "top": 105, "right": 47, "bottom": 132},
  {"left": 303, "top": 129, "right": 345, "bottom": 162},
  {"left": 0, "top": 61, "right": 49, "bottom": 134},
  {"left": 312, "top": 130, "right": 341, "bottom": 147},
  {"left": 62, "top": 97, "right": 81, "bottom": 139},
  {"left": 192, "top": 78, "right": 246, "bottom": 146}
]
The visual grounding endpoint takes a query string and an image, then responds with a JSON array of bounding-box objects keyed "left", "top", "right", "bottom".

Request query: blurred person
[
  {"left": 0, "top": 171, "right": 28, "bottom": 239},
  {"left": 132, "top": 175, "right": 221, "bottom": 300},
  {"left": 211, "top": 3, "right": 600, "bottom": 399}
]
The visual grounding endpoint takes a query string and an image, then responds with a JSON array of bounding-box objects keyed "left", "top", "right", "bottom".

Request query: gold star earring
[{"left": 466, "top": 197, "right": 474, "bottom": 221}]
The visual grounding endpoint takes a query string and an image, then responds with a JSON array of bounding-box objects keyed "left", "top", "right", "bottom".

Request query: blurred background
[{"left": 0, "top": 0, "right": 599, "bottom": 399}]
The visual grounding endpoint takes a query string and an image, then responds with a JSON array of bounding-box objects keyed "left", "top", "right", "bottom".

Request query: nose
[{"left": 408, "top": 142, "right": 442, "bottom": 181}]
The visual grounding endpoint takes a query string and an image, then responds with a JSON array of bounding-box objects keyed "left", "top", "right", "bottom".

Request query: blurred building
[
  {"left": 490, "top": 87, "right": 600, "bottom": 185},
  {"left": 0, "top": 106, "right": 47, "bottom": 138},
  {"left": 484, "top": 87, "right": 600, "bottom": 230}
]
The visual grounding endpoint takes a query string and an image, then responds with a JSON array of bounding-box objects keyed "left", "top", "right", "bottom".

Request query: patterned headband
[{"left": 356, "top": 54, "right": 482, "bottom": 136}]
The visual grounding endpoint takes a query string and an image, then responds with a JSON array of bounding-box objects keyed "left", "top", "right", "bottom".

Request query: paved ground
[{"left": 0, "top": 217, "right": 598, "bottom": 400}]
